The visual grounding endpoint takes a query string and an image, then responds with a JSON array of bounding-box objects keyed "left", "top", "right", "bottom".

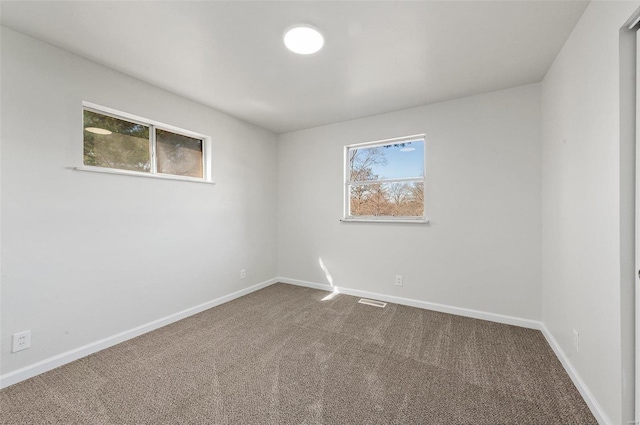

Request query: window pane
[
  {"left": 348, "top": 139, "right": 424, "bottom": 182},
  {"left": 349, "top": 182, "right": 424, "bottom": 217},
  {"left": 83, "top": 110, "right": 151, "bottom": 172},
  {"left": 156, "top": 129, "right": 203, "bottom": 178}
]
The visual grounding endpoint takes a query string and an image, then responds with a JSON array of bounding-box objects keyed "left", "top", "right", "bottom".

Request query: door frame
[{"left": 627, "top": 9, "right": 640, "bottom": 424}]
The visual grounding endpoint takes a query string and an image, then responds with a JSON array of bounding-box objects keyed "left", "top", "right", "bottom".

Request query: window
[
  {"left": 343, "top": 134, "right": 426, "bottom": 222},
  {"left": 81, "top": 102, "right": 211, "bottom": 183}
]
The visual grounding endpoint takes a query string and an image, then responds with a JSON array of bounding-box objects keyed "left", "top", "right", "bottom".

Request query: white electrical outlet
[
  {"left": 12, "top": 330, "right": 31, "bottom": 353},
  {"left": 395, "top": 275, "right": 403, "bottom": 286},
  {"left": 240, "top": 269, "right": 246, "bottom": 279},
  {"left": 572, "top": 329, "right": 579, "bottom": 353}
]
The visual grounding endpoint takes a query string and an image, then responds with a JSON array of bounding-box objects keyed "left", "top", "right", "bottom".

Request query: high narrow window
[
  {"left": 82, "top": 103, "right": 211, "bottom": 183},
  {"left": 344, "top": 135, "right": 426, "bottom": 222}
]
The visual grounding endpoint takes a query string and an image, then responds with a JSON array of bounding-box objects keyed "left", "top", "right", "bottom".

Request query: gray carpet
[{"left": 1, "top": 283, "right": 596, "bottom": 424}]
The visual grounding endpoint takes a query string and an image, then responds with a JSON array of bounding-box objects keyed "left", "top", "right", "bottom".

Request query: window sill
[
  {"left": 73, "top": 166, "right": 215, "bottom": 185},
  {"left": 340, "top": 217, "right": 429, "bottom": 224}
]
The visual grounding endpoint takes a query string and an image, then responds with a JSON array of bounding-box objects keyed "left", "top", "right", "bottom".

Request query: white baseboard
[
  {"left": 277, "top": 277, "right": 608, "bottom": 424},
  {"left": 277, "top": 277, "right": 542, "bottom": 329},
  {"left": 539, "top": 324, "right": 611, "bottom": 425},
  {"left": 0, "top": 278, "right": 279, "bottom": 389}
]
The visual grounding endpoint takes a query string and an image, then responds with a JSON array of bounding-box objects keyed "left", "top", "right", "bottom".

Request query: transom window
[
  {"left": 344, "top": 134, "right": 427, "bottom": 222},
  {"left": 81, "top": 103, "right": 211, "bottom": 183}
]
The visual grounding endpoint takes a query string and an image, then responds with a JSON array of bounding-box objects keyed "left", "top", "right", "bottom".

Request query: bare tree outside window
[{"left": 345, "top": 136, "right": 425, "bottom": 220}]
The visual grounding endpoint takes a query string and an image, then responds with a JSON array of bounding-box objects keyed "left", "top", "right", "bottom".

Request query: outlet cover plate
[{"left": 12, "top": 330, "right": 31, "bottom": 353}]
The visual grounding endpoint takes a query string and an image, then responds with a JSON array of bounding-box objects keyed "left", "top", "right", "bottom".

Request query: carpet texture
[{"left": 1, "top": 283, "right": 596, "bottom": 424}]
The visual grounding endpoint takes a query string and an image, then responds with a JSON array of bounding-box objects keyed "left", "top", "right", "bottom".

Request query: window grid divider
[
  {"left": 348, "top": 176, "right": 424, "bottom": 186},
  {"left": 150, "top": 125, "right": 158, "bottom": 175}
]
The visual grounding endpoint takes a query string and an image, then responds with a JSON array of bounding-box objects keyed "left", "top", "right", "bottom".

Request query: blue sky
[{"left": 370, "top": 141, "right": 424, "bottom": 179}]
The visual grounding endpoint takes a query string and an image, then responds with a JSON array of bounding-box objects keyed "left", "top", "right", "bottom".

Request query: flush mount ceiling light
[
  {"left": 284, "top": 25, "right": 324, "bottom": 55},
  {"left": 85, "top": 127, "right": 112, "bottom": 135}
]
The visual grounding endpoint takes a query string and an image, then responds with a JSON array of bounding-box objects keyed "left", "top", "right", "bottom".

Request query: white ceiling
[{"left": 0, "top": 1, "right": 588, "bottom": 134}]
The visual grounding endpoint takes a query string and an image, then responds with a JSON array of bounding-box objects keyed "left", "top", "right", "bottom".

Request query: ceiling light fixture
[
  {"left": 85, "top": 127, "right": 112, "bottom": 135},
  {"left": 284, "top": 25, "right": 324, "bottom": 55}
]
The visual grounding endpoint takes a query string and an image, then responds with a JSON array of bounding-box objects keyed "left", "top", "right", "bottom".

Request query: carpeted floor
[{"left": 1, "top": 283, "right": 596, "bottom": 424}]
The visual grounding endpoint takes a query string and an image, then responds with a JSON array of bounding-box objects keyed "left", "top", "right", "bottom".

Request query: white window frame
[
  {"left": 76, "top": 101, "right": 214, "bottom": 184},
  {"left": 342, "top": 134, "right": 428, "bottom": 223}
]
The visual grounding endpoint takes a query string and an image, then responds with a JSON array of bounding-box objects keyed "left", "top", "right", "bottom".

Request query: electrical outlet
[
  {"left": 395, "top": 275, "right": 403, "bottom": 286},
  {"left": 572, "top": 329, "right": 579, "bottom": 353},
  {"left": 240, "top": 269, "right": 246, "bottom": 279},
  {"left": 12, "top": 330, "right": 31, "bottom": 353}
]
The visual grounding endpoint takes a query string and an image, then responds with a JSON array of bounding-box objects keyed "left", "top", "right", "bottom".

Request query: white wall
[
  {"left": 278, "top": 84, "right": 542, "bottom": 321},
  {"left": 0, "top": 28, "right": 278, "bottom": 375},
  {"left": 541, "top": 2, "right": 639, "bottom": 424}
]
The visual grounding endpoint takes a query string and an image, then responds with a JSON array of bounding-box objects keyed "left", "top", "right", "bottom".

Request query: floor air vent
[{"left": 358, "top": 298, "right": 387, "bottom": 308}]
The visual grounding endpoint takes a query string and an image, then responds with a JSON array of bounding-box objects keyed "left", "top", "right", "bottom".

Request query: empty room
[{"left": 1, "top": 1, "right": 640, "bottom": 424}]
